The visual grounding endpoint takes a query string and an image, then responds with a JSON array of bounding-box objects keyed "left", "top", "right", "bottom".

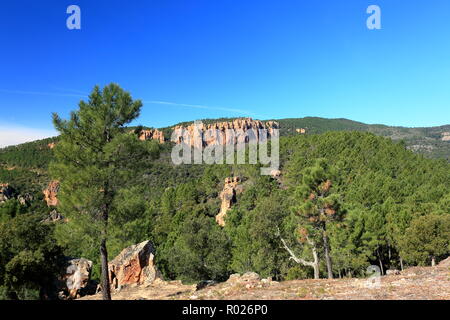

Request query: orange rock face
[
  {"left": 138, "top": 129, "right": 165, "bottom": 143},
  {"left": 216, "top": 177, "right": 242, "bottom": 227},
  {"left": 108, "top": 240, "right": 161, "bottom": 290},
  {"left": 47, "top": 142, "right": 56, "bottom": 149},
  {"left": 171, "top": 118, "right": 279, "bottom": 148},
  {"left": 43, "top": 180, "right": 60, "bottom": 207}
]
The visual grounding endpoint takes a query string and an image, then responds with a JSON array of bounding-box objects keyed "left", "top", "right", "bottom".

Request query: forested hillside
[{"left": 0, "top": 117, "right": 449, "bottom": 299}]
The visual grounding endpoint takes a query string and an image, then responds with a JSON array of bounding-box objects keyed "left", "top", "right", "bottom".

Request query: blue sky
[{"left": 0, "top": 0, "right": 450, "bottom": 146}]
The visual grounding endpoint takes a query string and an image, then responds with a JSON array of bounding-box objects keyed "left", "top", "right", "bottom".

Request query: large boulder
[
  {"left": 60, "top": 258, "right": 93, "bottom": 299},
  {"left": 108, "top": 240, "right": 161, "bottom": 290}
]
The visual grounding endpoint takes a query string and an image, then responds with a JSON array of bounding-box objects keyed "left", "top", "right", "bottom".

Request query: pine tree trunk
[
  {"left": 377, "top": 248, "right": 384, "bottom": 275},
  {"left": 100, "top": 237, "right": 111, "bottom": 300},
  {"left": 400, "top": 257, "right": 404, "bottom": 271},
  {"left": 431, "top": 256, "right": 436, "bottom": 267},
  {"left": 322, "top": 231, "right": 333, "bottom": 279},
  {"left": 379, "top": 257, "right": 384, "bottom": 275},
  {"left": 312, "top": 245, "right": 320, "bottom": 279}
]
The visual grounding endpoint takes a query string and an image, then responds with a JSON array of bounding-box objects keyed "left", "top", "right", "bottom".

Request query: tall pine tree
[
  {"left": 290, "top": 159, "right": 344, "bottom": 279},
  {"left": 50, "top": 84, "right": 159, "bottom": 300}
]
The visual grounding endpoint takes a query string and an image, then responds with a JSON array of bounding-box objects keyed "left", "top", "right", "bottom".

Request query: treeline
[{"left": 0, "top": 137, "right": 57, "bottom": 169}]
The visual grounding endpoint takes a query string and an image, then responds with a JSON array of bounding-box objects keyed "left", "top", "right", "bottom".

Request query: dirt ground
[{"left": 81, "top": 258, "right": 450, "bottom": 300}]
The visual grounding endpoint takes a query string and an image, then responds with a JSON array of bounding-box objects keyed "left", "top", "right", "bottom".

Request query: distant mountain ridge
[
  {"left": 0, "top": 117, "right": 449, "bottom": 168},
  {"left": 161, "top": 117, "right": 450, "bottom": 161}
]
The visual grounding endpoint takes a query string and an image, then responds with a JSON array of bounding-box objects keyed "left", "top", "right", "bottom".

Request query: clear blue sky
[{"left": 0, "top": 0, "right": 450, "bottom": 146}]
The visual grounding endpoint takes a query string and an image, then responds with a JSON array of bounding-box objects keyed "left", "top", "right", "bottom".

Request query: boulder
[
  {"left": 226, "top": 272, "right": 260, "bottom": 283},
  {"left": 194, "top": 280, "right": 217, "bottom": 291},
  {"left": 386, "top": 269, "right": 401, "bottom": 275},
  {"left": 60, "top": 258, "right": 93, "bottom": 299},
  {"left": 109, "top": 240, "right": 161, "bottom": 290},
  {"left": 438, "top": 256, "right": 450, "bottom": 267}
]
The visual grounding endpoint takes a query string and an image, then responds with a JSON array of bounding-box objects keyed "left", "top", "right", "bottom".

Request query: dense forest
[{"left": 0, "top": 110, "right": 449, "bottom": 299}]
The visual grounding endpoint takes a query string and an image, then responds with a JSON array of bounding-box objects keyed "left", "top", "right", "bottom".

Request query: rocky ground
[{"left": 81, "top": 257, "right": 450, "bottom": 300}]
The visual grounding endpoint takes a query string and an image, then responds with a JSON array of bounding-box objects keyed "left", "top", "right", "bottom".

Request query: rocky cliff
[
  {"left": 43, "top": 180, "right": 60, "bottom": 207},
  {"left": 216, "top": 177, "right": 242, "bottom": 227},
  {"left": 171, "top": 118, "right": 279, "bottom": 148},
  {"left": 138, "top": 129, "right": 165, "bottom": 143}
]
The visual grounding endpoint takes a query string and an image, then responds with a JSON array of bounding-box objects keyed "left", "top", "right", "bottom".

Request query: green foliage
[
  {"left": 227, "top": 184, "right": 290, "bottom": 279},
  {"left": 0, "top": 214, "right": 65, "bottom": 300},
  {"left": 399, "top": 214, "right": 450, "bottom": 266},
  {"left": 164, "top": 214, "right": 231, "bottom": 283}
]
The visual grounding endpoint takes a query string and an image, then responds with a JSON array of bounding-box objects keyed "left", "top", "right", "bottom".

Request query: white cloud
[{"left": 0, "top": 125, "right": 57, "bottom": 148}]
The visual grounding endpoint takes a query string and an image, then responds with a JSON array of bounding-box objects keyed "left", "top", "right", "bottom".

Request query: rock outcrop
[
  {"left": 171, "top": 118, "right": 279, "bottom": 148},
  {"left": 42, "top": 210, "right": 65, "bottom": 223},
  {"left": 216, "top": 177, "right": 242, "bottom": 227},
  {"left": 43, "top": 180, "right": 59, "bottom": 207},
  {"left": 109, "top": 240, "right": 161, "bottom": 290},
  {"left": 0, "top": 183, "right": 14, "bottom": 203},
  {"left": 60, "top": 258, "right": 93, "bottom": 299},
  {"left": 47, "top": 142, "right": 56, "bottom": 149},
  {"left": 17, "top": 193, "right": 33, "bottom": 206},
  {"left": 438, "top": 256, "right": 450, "bottom": 267},
  {"left": 441, "top": 132, "right": 450, "bottom": 141},
  {"left": 296, "top": 128, "right": 307, "bottom": 134},
  {"left": 138, "top": 129, "right": 165, "bottom": 143}
]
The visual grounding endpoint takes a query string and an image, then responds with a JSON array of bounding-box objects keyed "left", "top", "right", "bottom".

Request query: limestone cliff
[
  {"left": 171, "top": 118, "right": 279, "bottom": 148},
  {"left": 138, "top": 129, "right": 165, "bottom": 143}
]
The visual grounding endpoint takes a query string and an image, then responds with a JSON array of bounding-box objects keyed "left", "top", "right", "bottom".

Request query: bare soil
[{"left": 80, "top": 259, "right": 450, "bottom": 300}]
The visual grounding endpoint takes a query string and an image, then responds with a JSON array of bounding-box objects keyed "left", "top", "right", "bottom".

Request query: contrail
[
  {"left": 0, "top": 89, "right": 87, "bottom": 98},
  {"left": 144, "top": 100, "right": 258, "bottom": 117}
]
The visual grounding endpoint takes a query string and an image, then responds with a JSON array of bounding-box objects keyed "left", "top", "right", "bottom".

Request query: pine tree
[
  {"left": 50, "top": 84, "right": 159, "bottom": 300},
  {"left": 290, "top": 159, "right": 344, "bottom": 279}
]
